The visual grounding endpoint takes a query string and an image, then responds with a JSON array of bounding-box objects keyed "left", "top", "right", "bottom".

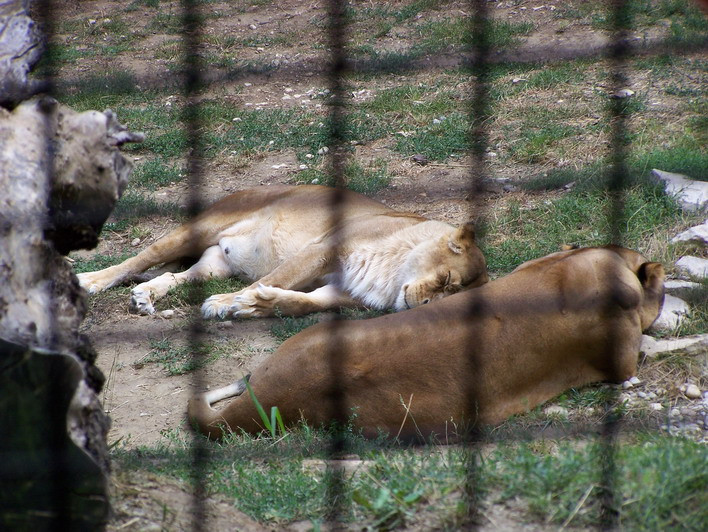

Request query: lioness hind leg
[
  {"left": 229, "top": 284, "right": 360, "bottom": 318},
  {"left": 131, "top": 245, "right": 233, "bottom": 314}
]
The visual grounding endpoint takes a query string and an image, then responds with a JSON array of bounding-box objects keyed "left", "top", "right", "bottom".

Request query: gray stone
[
  {"left": 671, "top": 219, "right": 708, "bottom": 245},
  {"left": 664, "top": 279, "right": 702, "bottom": 298},
  {"left": 0, "top": 0, "right": 47, "bottom": 106},
  {"left": 649, "top": 294, "right": 690, "bottom": 331},
  {"left": 676, "top": 256, "right": 708, "bottom": 279},
  {"left": 685, "top": 384, "right": 702, "bottom": 399},
  {"left": 544, "top": 405, "right": 569, "bottom": 417},
  {"left": 640, "top": 333, "right": 708, "bottom": 357},
  {"left": 651, "top": 169, "right": 707, "bottom": 212}
]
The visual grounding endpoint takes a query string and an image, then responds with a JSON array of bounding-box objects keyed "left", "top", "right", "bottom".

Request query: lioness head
[{"left": 397, "top": 222, "right": 488, "bottom": 310}]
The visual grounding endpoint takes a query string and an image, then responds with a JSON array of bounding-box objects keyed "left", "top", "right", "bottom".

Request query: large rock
[
  {"left": 671, "top": 220, "right": 708, "bottom": 246},
  {"left": 676, "top": 256, "right": 708, "bottom": 279},
  {"left": 0, "top": 96, "right": 142, "bottom": 528},
  {"left": 640, "top": 334, "right": 708, "bottom": 358},
  {"left": 0, "top": 0, "right": 47, "bottom": 106},
  {"left": 649, "top": 294, "right": 690, "bottom": 332},
  {"left": 651, "top": 169, "right": 707, "bottom": 212},
  {"left": 664, "top": 279, "right": 702, "bottom": 299}
]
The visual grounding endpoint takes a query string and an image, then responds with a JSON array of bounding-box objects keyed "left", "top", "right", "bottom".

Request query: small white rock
[
  {"left": 650, "top": 403, "right": 663, "bottom": 411},
  {"left": 622, "top": 380, "right": 634, "bottom": 389},
  {"left": 649, "top": 294, "right": 690, "bottom": 331},
  {"left": 676, "top": 256, "right": 708, "bottom": 279},
  {"left": 670, "top": 408, "right": 681, "bottom": 418},
  {"left": 318, "top": 146, "right": 329, "bottom": 155},
  {"left": 671, "top": 219, "right": 708, "bottom": 245},
  {"left": 299, "top": 164, "right": 308, "bottom": 170},
  {"left": 685, "top": 384, "right": 702, "bottom": 399},
  {"left": 664, "top": 279, "right": 702, "bottom": 298},
  {"left": 544, "top": 405, "right": 568, "bottom": 417},
  {"left": 651, "top": 169, "right": 708, "bottom": 212},
  {"left": 629, "top": 376, "right": 641, "bottom": 385},
  {"left": 612, "top": 88, "right": 635, "bottom": 98},
  {"left": 311, "top": 178, "right": 319, "bottom": 185},
  {"left": 131, "top": 238, "right": 141, "bottom": 247},
  {"left": 160, "top": 310, "right": 174, "bottom": 319}
]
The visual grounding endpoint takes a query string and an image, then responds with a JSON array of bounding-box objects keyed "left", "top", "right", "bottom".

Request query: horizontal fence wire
[{"left": 26, "top": 0, "right": 707, "bottom": 529}]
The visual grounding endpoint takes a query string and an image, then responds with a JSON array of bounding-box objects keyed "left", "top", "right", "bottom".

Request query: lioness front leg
[
  {"left": 230, "top": 284, "right": 360, "bottom": 317},
  {"left": 131, "top": 245, "right": 232, "bottom": 314},
  {"left": 202, "top": 242, "right": 337, "bottom": 319}
]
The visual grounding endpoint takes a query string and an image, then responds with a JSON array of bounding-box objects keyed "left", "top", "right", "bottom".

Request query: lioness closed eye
[{"left": 76, "top": 185, "right": 489, "bottom": 318}]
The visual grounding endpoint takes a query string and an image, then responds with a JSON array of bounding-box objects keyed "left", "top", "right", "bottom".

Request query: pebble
[
  {"left": 160, "top": 310, "right": 174, "bottom": 319},
  {"left": 544, "top": 405, "right": 568, "bottom": 417},
  {"left": 685, "top": 384, "right": 702, "bottom": 399},
  {"left": 131, "top": 238, "right": 141, "bottom": 247},
  {"left": 650, "top": 403, "right": 663, "bottom": 411},
  {"left": 611, "top": 88, "right": 635, "bottom": 98}
]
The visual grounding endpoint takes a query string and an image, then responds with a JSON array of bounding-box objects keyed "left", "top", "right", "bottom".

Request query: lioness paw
[
  {"left": 130, "top": 287, "right": 156, "bottom": 315},
  {"left": 76, "top": 272, "right": 110, "bottom": 294},
  {"left": 230, "top": 284, "right": 282, "bottom": 318},
  {"left": 201, "top": 293, "right": 236, "bottom": 319}
]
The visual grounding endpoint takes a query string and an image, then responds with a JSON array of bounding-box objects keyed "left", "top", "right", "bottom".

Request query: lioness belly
[{"left": 216, "top": 217, "right": 323, "bottom": 281}]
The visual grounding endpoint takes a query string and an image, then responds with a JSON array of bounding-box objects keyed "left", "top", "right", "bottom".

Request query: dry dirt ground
[{"left": 46, "top": 0, "right": 705, "bottom": 529}]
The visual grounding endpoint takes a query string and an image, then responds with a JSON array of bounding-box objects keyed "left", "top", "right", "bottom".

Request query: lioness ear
[
  {"left": 448, "top": 222, "right": 476, "bottom": 254},
  {"left": 638, "top": 262, "right": 665, "bottom": 295}
]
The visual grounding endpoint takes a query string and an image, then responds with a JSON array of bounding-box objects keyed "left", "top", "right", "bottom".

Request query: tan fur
[
  {"left": 76, "top": 185, "right": 488, "bottom": 318},
  {"left": 188, "top": 246, "right": 665, "bottom": 440}
]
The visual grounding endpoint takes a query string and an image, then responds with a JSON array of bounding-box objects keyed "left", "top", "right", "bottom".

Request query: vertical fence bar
[
  {"left": 599, "top": 0, "right": 632, "bottom": 528},
  {"left": 460, "top": 0, "right": 494, "bottom": 528},
  {"left": 180, "top": 1, "right": 208, "bottom": 530},
  {"left": 33, "top": 0, "right": 69, "bottom": 528},
  {"left": 324, "top": 0, "right": 349, "bottom": 523}
]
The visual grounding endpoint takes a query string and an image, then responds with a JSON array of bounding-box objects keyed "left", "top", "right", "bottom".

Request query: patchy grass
[
  {"left": 270, "top": 315, "right": 322, "bottom": 344},
  {"left": 294, "top": 159, "right": 391, "bottom": 196},
  {"left": 71, "top": 252, "right": 136, "bottom": 274},
  {"left": 131, "top": 157, "right": 186, "bottom": 190},
  {"left": 134, "top": 337, "right": 239, "bottom": 376},
  {"left": 159, "top": 277, "right": 248, "bottom": 310},
  {"left": 112, "top": 429, "right": 707, "bottom": 529},
  {"left": 484, "top": 183, "right": 683, "bottom": 274}
]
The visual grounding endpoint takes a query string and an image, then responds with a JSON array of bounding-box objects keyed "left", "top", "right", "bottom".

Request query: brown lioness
[
  {"left": 77, "top": 185, "right": 488, "bottom": 318},
  {"left": 188, "top": 246, "right": 665, "bottom": 440}
]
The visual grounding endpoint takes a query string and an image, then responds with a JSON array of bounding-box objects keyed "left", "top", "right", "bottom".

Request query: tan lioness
[
  {"left": 76, "top": 185, "right": 488, "bottom": 318},
  {"left": 188, "top": 246, "right": 665, "bottom": 440}
]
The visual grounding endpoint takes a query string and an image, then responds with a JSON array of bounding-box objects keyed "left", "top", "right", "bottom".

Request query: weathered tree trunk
[{"left": 0, "top": 1, "right": 143, "bottom": 528}]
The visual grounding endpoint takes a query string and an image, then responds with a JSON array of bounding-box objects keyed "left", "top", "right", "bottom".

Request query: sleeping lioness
[
  {"left": 188, "top": 245, "right": 665, "bottom": 440},
  {"left": 76, "top": 185, "right": 488, "bottom": 318}
]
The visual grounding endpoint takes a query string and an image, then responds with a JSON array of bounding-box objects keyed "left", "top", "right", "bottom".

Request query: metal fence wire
[{"left": 25, "top": 0, "right": 707, "bottom": 529}]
